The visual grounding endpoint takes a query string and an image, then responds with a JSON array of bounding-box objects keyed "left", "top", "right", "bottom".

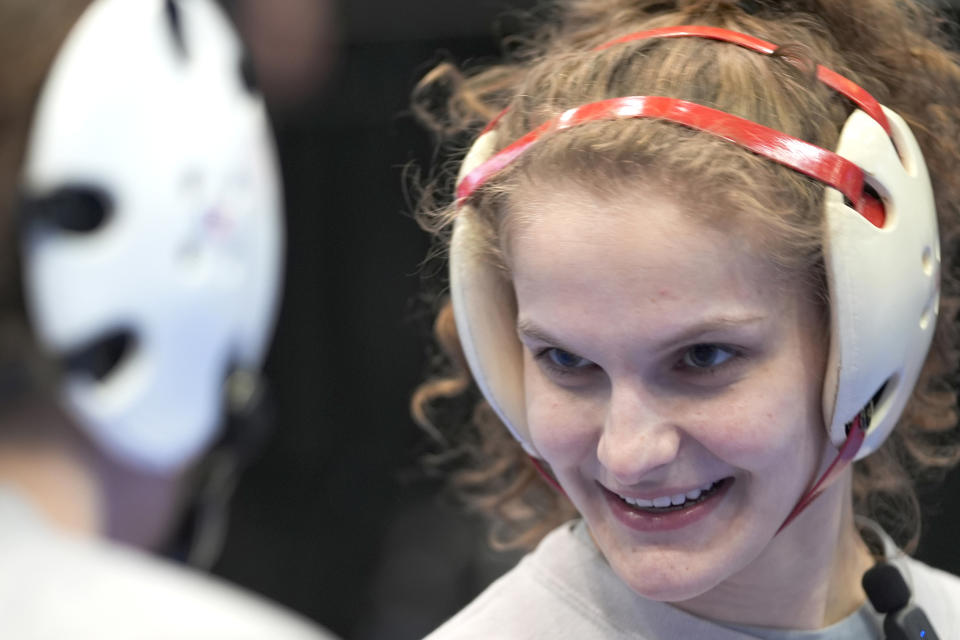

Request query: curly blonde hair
[{"left": 412, "top": 0, "right": 960, "bottom": 552}]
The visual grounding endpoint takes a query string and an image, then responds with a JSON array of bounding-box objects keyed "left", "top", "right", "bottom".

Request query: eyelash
[
  {"left": 534, "top": 344, "right": 743, "bottom": 379},
  {"left": 678, "top": 344, "right": 740, "bottom": 371},
  {"left": 535, "top": 348, "right": 596, "bottom": 377}
]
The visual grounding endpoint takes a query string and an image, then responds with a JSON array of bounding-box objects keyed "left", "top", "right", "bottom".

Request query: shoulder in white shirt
[
  {"left": 0, "top": 486, "right": 338, "bottom": 640},
  {"left": 425, "top": 519, "right": 960, "bottom": 640}
]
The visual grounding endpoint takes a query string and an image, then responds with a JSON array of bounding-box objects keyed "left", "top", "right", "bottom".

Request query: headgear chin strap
[
  {"left": 449, "top": 26, "right": 939, "bottom": 488},
  {"left": 19, "top": 0, "right": 284, "bottom": 473}
]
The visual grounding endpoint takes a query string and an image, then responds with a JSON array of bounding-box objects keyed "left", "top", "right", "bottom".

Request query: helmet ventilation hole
[
  {"left": 922, "top": 246, "right": 934, "bottom": 276},
  {"left": 845, "top": 380, "right": 889, "bottom": 436},
  {"left": 63, "top": 331, "right": 133, "bottom": 381},
  {"left": 920, "top": 300, "right": 934, "bottom": 330},
  {"left": 20, "top": 186, "right": 112, "bottom": 233},
  {"left": 165, "top": 0, "right": 188, "bottom": 59}
]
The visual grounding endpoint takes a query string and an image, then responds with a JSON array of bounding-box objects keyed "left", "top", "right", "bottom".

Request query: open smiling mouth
[{"left": 607, "top": 477, "right": 734, "bottom": 514}]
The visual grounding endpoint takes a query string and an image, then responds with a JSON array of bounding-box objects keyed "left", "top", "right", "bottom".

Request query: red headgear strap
[
  {"left": 456, "top": 96, "right": 885, "bottom": 227},
  {"left": 594, "top": 25, "right": 891, "bottom": 136}
]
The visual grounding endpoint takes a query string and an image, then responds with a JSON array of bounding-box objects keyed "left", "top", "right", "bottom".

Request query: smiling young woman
[
  {"left": 412, "top": 0, "right": 960, "bottom": 636},
  {"left": 511, "top": 184, "right": 853, "bottom": 624}
]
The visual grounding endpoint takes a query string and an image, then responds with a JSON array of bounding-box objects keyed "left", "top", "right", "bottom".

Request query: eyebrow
[
  {"left": 516, "top": 314, "right": 767, "bottom": 351},
  {"left": 516, "top": 320, "right": 568, "bottom": 349}
]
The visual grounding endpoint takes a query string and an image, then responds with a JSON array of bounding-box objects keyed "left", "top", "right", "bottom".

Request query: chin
[
  {"left": 615, "top": 560, "right": 725, "bottom": 602},
  {"left": 593, "top": 527, "right": 741, "bottom": 603}
]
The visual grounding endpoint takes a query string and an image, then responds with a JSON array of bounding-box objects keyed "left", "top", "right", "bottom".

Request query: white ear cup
[
  {"left": 822, "top": 106, "right": 939, "bottom": 458},
  {"left": 21, "top": 0, "right": 284, "bottom": 472},
  {"left": 450, "top": 130, "right": 538, "bottom": 455},
  {"left": 450, "top": 104, "right": 939, "bottom": 461}
]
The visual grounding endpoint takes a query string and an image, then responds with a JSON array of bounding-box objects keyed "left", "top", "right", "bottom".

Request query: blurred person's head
[
  {"left": 233, "top": 0, "right": 339, "bottom": 110},
  {"left": 0, "top": 0, "right": 283, "bottom": 564}
]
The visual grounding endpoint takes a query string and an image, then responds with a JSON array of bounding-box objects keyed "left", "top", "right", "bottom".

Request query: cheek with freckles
[
  {"left": 683, "top": 386, "right": 827, "bottom": 520},
  {"left": 687, "top": 397, "right": 799, "bottom": 470},
  {"left": 687, "top": 340, "right": 826, "bottom": 468}
]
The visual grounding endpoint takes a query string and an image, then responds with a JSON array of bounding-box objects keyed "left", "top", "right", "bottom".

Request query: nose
[{"left": 596, "top": 382, "right": 681, "bottom": 486}]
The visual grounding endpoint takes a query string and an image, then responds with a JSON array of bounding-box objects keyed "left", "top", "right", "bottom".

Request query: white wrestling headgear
[
  {"left": 19, "top": 0, "right": 283, "bottom": 472},
  {"left": 449, "top": 26, "right": 939, "bottom": 463}
]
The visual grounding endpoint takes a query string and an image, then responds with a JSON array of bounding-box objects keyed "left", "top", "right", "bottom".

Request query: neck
[
  {"left": 0, "top": 438, "right": 104, "bottom": 537},
  {"left": 676, "top": 471, "right": 875, "bottom": 629},
  {"left": 0, "top": 402, "right": 186, "bottom": 550}
]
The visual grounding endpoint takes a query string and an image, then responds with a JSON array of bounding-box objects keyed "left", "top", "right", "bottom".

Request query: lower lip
[{"left": 603, "top": 478, "right": 733, "bottom": 533}]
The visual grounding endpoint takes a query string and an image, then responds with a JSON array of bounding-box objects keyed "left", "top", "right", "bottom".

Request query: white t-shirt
[
  {"left": 426, "top": 520, "right": 960, "bottom": 639},
  {"left": 0, "top": 486, "right": 337, "bottom": 639}
]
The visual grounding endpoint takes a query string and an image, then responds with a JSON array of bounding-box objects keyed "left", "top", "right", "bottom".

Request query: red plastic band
[
  {"left": 597, "top": 25, "right": 778, "bottom": 54},
  {"left": 529, "top": 456, "right": 567, "bottom": 495},
  {"left": 480, "top": 108, "right": 509, "bottom": 135},
  {"left": 776, "top": 414, "right": 867, "bottom": 534},
  {"left": 457, "top": 96, "right": 876, "bottom": 224},
  {"left": 594, "top": 25, "right": 891, "bottom": 136}
]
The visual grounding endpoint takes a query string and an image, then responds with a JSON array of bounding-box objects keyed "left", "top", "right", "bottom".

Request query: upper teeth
[{"left": 620, "top": 481, "right": 717, "bottom": 508}]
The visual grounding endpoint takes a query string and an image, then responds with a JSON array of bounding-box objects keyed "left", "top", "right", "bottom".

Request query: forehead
[{"left": 506, "top": 181, "right": 800, "bottom": 335}]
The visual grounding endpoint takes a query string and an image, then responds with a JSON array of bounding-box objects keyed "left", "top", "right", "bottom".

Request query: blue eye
[
  {"left": 682, "top": 344, "right": 735, "bottom": 369},
  {"left": 546, "top": 348, "right": 593, "bottom": 370}
]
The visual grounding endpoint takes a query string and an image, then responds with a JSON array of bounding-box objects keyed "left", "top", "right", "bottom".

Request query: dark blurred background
[{"left": 209, "top": 1, "right": 960, "bottom": 638}]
